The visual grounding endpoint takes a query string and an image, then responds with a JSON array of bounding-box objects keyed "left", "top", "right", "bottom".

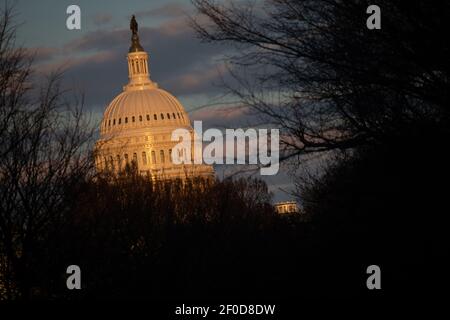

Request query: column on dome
[
  {"left": 125, "top": 50, "right": 156, "bottom": 90},
  {"left": 127, "top": 53, "right": 149, "bottom": 79}
]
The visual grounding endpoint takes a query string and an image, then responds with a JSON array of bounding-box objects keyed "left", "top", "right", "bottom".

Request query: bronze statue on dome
[
  {"left": 130, "top": 15, "right": 138, "bottom": 35},
  {"left": 129, "top": 15, "right": 144, "bottom": 52}
]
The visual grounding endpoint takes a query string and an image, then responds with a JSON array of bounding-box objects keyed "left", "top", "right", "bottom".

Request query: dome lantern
[{"left": 124, "top": 15, "right": 156, "bottom": 91}]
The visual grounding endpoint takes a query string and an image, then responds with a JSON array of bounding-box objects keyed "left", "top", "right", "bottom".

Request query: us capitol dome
[{"left": 95, "top": 16, "right": 214, "bottom": 180}]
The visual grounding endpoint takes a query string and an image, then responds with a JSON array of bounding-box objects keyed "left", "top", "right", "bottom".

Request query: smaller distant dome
[{"left": 101, "top": 88, "right": 190, "bottom": 136}]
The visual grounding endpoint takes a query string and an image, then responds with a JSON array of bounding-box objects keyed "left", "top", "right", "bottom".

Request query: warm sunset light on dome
[
  {"left": 101, "top": 89, "right": 191, "bottom": 136},
  {"left": 95, "top": 15, "right": 213, "bottom": 179}
]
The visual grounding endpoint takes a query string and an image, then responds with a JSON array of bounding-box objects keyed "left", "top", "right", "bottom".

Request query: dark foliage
[
  {"left": 21, "top": 174, "right": 308, "bottom": 300},
  {"left": 192, "top": 0, "right": 450, "bottom": 298}
]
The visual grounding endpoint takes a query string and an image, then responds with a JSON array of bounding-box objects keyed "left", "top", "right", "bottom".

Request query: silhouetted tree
[
  {"left": 192, "top": 0, "right": 450, "bottom": 297},
  {"left": 33, "top": 170, "right": 293, "bottom": 300},
  {"left": 0, "top": 5, "right": 95, "bottom": 299},
  {"left": 192, "top": 0, "right": 450, "bottom": 158}
]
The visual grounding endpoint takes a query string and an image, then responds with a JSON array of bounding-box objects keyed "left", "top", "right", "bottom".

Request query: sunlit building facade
[
  {"left": 95, "top": 16, "right": 213, "bottom": 180},
  {"left": 274, "top": 201, "right": 300, "bottom": 215}
]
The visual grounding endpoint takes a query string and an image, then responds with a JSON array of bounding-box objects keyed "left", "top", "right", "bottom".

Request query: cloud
[
  {"left": 63, "top": 29, "right": 129, "bottom": 53},
  {"left": 191, "top": 105, "right": 247, "bottom": 122},
  {"left": 25, "top": 47, "right": 60, "bottom": 63},
  {"left": 190, "top": 105, "right": 265, "bottom": 131},
  {"left": 136, "top": 3, "right": 191, "bottom": 20},
  {"left": 165, "top": 61, "right": 229, "bottom": 96},
  {"left": 93, "top": 13, "right": 113, "bottom": 27}
]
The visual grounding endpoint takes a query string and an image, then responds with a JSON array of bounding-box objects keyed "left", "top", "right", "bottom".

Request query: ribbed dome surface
[{"left": 101, "top": 88, "right": 190, "bottom": 135}]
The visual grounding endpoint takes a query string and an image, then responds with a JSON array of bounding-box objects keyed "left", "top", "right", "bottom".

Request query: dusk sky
[{"left": 14, "top": 0, "right": 295, "bottom": 201}]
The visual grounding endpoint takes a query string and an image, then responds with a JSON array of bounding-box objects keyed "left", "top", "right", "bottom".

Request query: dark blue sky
[
  {"left": 15, "top": 0, "right": 230, "bottom": 112},
  {"left": 12, "top": 0, "right": 296, "bottom": 202}
]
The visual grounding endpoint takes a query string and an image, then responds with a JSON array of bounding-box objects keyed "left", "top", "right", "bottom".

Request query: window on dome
[
  {"left": 160, "top": 150, "right": 165, "bottom": 163},
  {"left": 169, "top": 149, "right": 172, "bottom": 163},
  {"left": 132, "top": 116, "right": 135, "bottom": 122},
  {"left": 172, "top": 113, "right": 176, "bottom": 119},
  {"left": 154, "top": 114, "right": 157, "bottom": 120},
  {"left": 161, "top": 113, "right": 164, "bottom": 120},
  {"left": 151, "top": 151, "right": 156, "bottom": 164},
  {"left": 113, "top": 119, "right": 116, "bottom": 125},
  {"left": 108, "top": 120, "right": 111, "bottom": 126},
  {"left": 119, "top": 118, "right": 121, "bottom": 124},
  {"left": 125, "top": 117, "right": 128, "bottom": 123},
  {"left": 124, "top": 153, "right": 129, "bottom": 163},
  {"left": 139, "top": 115, "right": 142, "bottom": 121},
  {"left": 146, "top": 114, "right": 150, "bottom": 121},
  {"left": 177, "top": 113, "right": 180, "bottom": 119},
  {"left": 142, "top": 152, "right": 147, "bottom": 165},
  {"left": 167, "top": 113, "right": 171, "bottom": 119}
]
